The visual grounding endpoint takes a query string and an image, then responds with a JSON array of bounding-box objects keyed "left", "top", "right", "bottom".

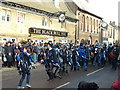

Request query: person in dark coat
[
  {"left": 78, "top": 81, "right": 99, "bottom": 90},
  {"left": 17, "top": 48, "right": 34, "bottom": 89},
  {"left": 85, "top": 45, "right": 91, "bottom": 66},
  {"left": 108, "top": 44, "right": 114, "bottom": 64},
  {"left": 11, "top": 42, "right": 15, "bottom": 66},
  {"left": 4, "top": 42, "right": 13, "bottom": 67},
  {"left": 14, "top": 46, "right": 20, "bottom": 68},
  {"left": 0, "top": 43, "right": 3, "bottom": 67},
  {"left": 44, "top": 46, "right": 54, "bottom": 81},
  {"left": 0, "top": 43, "right": 7, "bottom": 67},
  {"left": 71, "top": 47, "right": 77, "bottom": 71},
  {"left": 51, "top": 45, "right": 61, "bottom": 79},
  {"left": 78, "top": 43, "right": 87, "bottom": 71},
  {"left": 62, "top": 47, "right": 69, "bottom": 72},
  {"left": 110, "top": 49, "right": 117, "bottom": 70}
]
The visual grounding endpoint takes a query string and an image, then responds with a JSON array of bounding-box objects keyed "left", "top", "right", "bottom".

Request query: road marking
[
  {"left": 53, "top": 82, "right": 70, "bottom": 90},
  {"left": 86, "top": 68, "right": 104, "bottom": 76}
]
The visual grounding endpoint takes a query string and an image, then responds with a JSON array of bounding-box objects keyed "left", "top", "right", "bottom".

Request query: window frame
[
  {"left": 96, "top": 20, "right": 98, "bottom": 33},
  {"left": 82, "top": 15, "right": 85, "bottom": 32},
  {"left": 90, "top": 17, "right": 92, "bottom": 33},
  {"left": 87, "top": 16, "right": 89, "bottom": 32},
  {"left": 94, "top": 19, "right": 95, "bottom": 33},
  {"left": 2, "top": 9, "right": 6, "bottom": 21},
  {"left": 42, "top": 17, "right": 47, "bottom": 26},
  {"left": 17, "top": 12, "right": 25, "bottom": 24},
  {"left": 61, "top": 22, "right": 66, "bottom": 29},
  {"left": 6, "top": 10, "right": 11, "bottom": 22}
]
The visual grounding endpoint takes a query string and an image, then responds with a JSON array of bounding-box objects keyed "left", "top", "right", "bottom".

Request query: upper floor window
[
  {"left": 96, "top": 20, "right": 98, "bottom": 33},
  {"left": 87, "top": 16, "right": 89, "bottom": 32},
  {"left": 110, "top": 28, "right": 112, "bottom": 38},
  {"left": 94, "top": 19, "right": 95, "bottom": 33},
  {"left": 2, "top": 9, "right": 6, "bottom": 21},
  {"left": 90, "top": 17, "right": 92, "bottom": 33},
  {"left": 17, "top": 12, "right": 25, "bottom": 24},
  {"left": 82, "top": 15, "right": 85, "bottom": 32},
  {"left": 61, "top": 22, "right": 66, "bottom": 28},
  {"left": 53, "top": 0, "right": 60, "bottom": 8},
  {"left": 2, "top": 9, "right": 11, "bottom": 22},
  {"left": 42, "top": 17, "right": 47, "bottom": 26}
]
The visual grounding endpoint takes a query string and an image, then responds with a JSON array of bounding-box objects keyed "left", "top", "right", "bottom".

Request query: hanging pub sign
[
  {"left": 29, "top": 27, "right": 68, "bottom": 37},
  {"left": 59, "top": 12, "right": 66, "bottom": 22}
]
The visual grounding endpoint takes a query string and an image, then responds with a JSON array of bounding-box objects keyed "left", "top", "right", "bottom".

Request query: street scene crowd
[{"left": 0, "top": 40, "right": 120, "bottom": 89}]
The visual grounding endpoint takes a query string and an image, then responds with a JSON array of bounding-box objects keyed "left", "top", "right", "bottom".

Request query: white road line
[
  {"left": 86, "top": 68, "right": 104, "bottom": 76},
  {"left": 53, "top": 82, "right": 70, "bottom": 90}
]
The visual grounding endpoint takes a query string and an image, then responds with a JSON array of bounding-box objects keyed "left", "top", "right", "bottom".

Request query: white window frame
[
  {"left": 17, "top": 12, "right": 25, "bottom": 24},
  {"left": 6, "top": 10, "right": 11, "bottom": 22},
  {"left": 42, "top": 17, "right": 47, "bottom": 27},
  {"left": 2, "top": 9, "right": 6, "bottom": 21},
  {"left": 1, "top": 9, "right": 11, "bottom": 22}
]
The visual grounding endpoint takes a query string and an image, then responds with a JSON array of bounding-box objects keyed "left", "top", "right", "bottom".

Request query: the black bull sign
[{"left": 29, "top": 28, "right": 68, "bottom": 37}]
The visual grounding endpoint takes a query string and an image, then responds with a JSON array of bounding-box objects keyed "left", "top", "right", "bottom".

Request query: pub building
[
  {"left": 0, "top": 0, "right": 78, "bottom": 44},
  {"left": 0, "top": 0, "right": 103, "bottom": 45}
]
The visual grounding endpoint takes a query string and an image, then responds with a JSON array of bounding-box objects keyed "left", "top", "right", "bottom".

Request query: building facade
[
  {"left": 0, "top": 0, "right": 78, "bottom": 44},
  {"left": 102, "top": 21, "right": 119, "bottom": 45},
  {"left": 76, "top": 10, "right": 102, "bottom": 45},
  {"left": 0, "top": 0, "right": 103, "bottom": 45},
  {"left": 65, "top": 0, "right": 102, "bottom": 45}
]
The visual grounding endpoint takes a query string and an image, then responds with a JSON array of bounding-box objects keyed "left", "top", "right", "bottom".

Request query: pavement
[{"left": 1, "top": 63, "right": 120, "bottom": 89}]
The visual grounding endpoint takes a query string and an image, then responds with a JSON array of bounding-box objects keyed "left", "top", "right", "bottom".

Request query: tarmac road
[{"left": 2, "top": 63, "right": 119, "bottom": 89}]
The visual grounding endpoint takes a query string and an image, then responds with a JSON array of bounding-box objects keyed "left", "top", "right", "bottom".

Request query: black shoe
[
  {"left": 66, "top": 70, "right": 68, "bottom": 73},
  {"left": 47, "top": 78, "right": 53, "bottom": 81},
  {"left": 58, "top": 76, "right": 62, "bottom": 79}
]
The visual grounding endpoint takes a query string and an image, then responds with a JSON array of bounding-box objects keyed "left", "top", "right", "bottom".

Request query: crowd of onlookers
[
  {"left": 0, "top": 40, "right": 120, "bottom": 89},
  {"left": 0, "top": 40, "right": 43, "bottom": 68},
  {"left": 0, "top": 40, "right": 119, "bottom": 70}
]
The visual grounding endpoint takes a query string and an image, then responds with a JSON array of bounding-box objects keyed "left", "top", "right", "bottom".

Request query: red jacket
[
  {"left": 112, "top": 78, "right": 120, "bottom": 90},
  {"left": 110, "top": 53, "right": 115, "bottom": 60}
]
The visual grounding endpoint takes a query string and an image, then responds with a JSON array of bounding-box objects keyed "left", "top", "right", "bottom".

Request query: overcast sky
[{"left": 89, "top": 0, "right": 119, "bottom": 24}]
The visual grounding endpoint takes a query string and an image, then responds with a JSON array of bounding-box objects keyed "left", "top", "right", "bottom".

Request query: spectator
[
  {"left": 4, "top": 42, "right": 13, "bottom": 68},
  {"left": 78, "top": 81, "right": 99, "bottom": 90}
]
